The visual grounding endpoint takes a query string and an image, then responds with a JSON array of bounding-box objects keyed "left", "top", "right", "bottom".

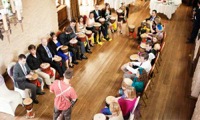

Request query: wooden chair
[
  {"left": 129, "top": 96, "right": 141, "bottom": 120},
  {"left": 159, "top": 41, "right": 165, "bottom": 63},
  {"left": 139, "top": 79, "right": 151, "bottom": 107},
  {"left": 155, "top": 52, "right": 160, "bottom": 71}
]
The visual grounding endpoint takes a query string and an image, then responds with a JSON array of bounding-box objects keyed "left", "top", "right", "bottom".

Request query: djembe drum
[
  {"left": 130, "top": 54, "right": 139, "bottom": 61},
  {"left": 61, "top": 46, "right": 68, "bottom": 53},
  {"left": 117, "top": 9, "right": 123, "bottom": 17},
  {"left": 77, "top": 33, "right": 86, "bottom": 42},
  {"left": 85, "top": 30, "right": 92, "bottom": 38},
  {"left": 23, "top": 98, "right": 35, "bottom": 119},
  {"left": 54, "top": 56, "right": 62, "bottom": 63},
  {"left": 69, "top": 39, "right": 78, "bottom": 47},
  {"left": 105, "top": 96, "right": 115, "bottom": 108},
  {"left": 110, "top": 17, "right": 116, "bottom": 24},
  {"left": 93, "top": 113, "right": 106, "bottom": 120},
  {"left": 128, "top": 25, "right": 136, "bottom": 38},
  {"left": 29, "top": 74, "right": 41, "bottom": 87},
  {"left": 40, "top": 63, "right": 54, "bottom": 78},
  {"left": 99, "top": 18, "right": 105, "bottom": 25},
  {"left": 93, "top": 22, "right": 101, "bottom": 31}
]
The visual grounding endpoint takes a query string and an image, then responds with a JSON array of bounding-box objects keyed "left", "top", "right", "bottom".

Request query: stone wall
[{"left": 0, "top": 0, "right": 58, "bottom": 74}]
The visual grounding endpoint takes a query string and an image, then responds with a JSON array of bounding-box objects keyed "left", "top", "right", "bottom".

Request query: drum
[
  {"left": 110, "top": 17, "right": 116, "bottom": 24},
  {"left": 128, "top": 25, "right": 135, "bottom": 33},
  {"left": 40, "top": 63, "right": 54, "bottom": 78},
  {"left": 140, "top": 42, "right": 146, "bottom": 49},
  {"left": 122, "top": 78, "right": 133, "bottom": 90},
  {"left": 77, "top": 33, "right": 86, "bottom": 42},
  {"left": 54, "top": 56, "right": 62, "bottom": 63},
  {"left": 29, "top": 73, "right": 41, "bottom": 87},
  {"left": 117, "top": 9, "right": 123, "bottom": 16},
  {"left": 93, "top": 22, "right": 101, "bottom": 30},
  {"left": 130, "top": 54, "right": 139, "bottom": 61},
  {"left": 93, "top": 113, "right": 106, "bottom": 120},
  {"left": 85, "top": 30, "right": 92, "bottom": 38},
  {"left": 23, "top": 98, "right": 35, "bottom": 119},
  {"left": 105, "top": 96, "right": 115, "bottom": 107},
  {"left": 141, "top": 33, "right": 148, "bottom": 39},
  {"left": 69, "top": 39, "right": 78, "bottom": 47},
  {"left": 61, "top": 45, "right": 68, "bottom": 53},
  {"left": 99, "top": 18, "right": 105, "bottom": 24}
]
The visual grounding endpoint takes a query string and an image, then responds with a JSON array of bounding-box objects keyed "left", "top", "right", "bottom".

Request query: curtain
[{"left": 70, "top": 0, "right": 80, "bottom": 20}]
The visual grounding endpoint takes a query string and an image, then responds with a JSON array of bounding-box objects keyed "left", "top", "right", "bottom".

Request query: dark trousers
[
  {"left": 24, "top": 81, "right": 37, "bottom": 100},
  {"left": 53, "top": 106, "right": 72, "bottom": 120},
  {"left": 86, "top": 27, "right": 101, "bottom": 43},
  {"left": 77, "top": 41, "right": 86, "bottom": 54},
  {"left": 68, "top": 46, "right": 81, "bottom": 62},
  {"left": 101, "top": 23, "right": 109, "bottom": 38},
  {"left": 190, "top": 22, "right": 200, "bottom": 42},
  {"left": 50, "top": 61, "right": 66, "bottom": 77}
]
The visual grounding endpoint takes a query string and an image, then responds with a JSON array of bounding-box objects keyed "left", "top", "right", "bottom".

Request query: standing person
[
  {"left": 117, "top": 2, "right": 127, "bottom": 34},
  {"left": 50, "top": 69, "right": 78, "bottom": 120},
  {"left": 187, "top": 1, "right": 200, "bottom": 43},
  {"left": 13, "top": 54, "right": 45, "bottom": 104}
]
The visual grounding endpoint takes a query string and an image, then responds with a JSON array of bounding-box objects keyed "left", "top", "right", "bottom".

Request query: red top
[{"left": 50, "top": 80, "right": 77, "bottom": 110}]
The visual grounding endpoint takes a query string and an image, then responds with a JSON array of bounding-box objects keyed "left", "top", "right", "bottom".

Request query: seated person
[
  {"left": 121, "top": 52, "right": 152, "bottom": 79},
  {"left": 117, "top": 2, "right": 127, "bottom": 34},
  {"left": 146, "top": 9, "right": 157, "bottom": 22},
  {"left": 76, "top": 16, "right": 93, "bottom": 49},
  {"left": 49, "top": 32, "right": 74, "bottom": 69},
  {"left": 92, "top": 4, "right": 111, "bottom": 41},
  {"left": 58, "top": 27, "right": 80, "bottom": 64},
  {"left": 13, "top": 54, "right": 45, "bottom": 104},
  {"left": 116, "top": 86, "right": 137, "bottom": 119},
  {"left": 108, "top": 102, "right": 124, "bottom": 120},
  {"left": 37, "top": 37, "right": 66, "bottom": 78},
  {"left": 132, "top": 68, "right": 148, "bottom": 93},
  {"left": 86, "top": 12, "right": 101, "bottom": 44},
  {"left": 145, "top": 41, "right": 156, "bottom": 65},
  {"left": 68, "top": 19, "right": 90, "bottom": 58},
  {"left": 27, "top": 44, "right": 56, "bottom": 88}
]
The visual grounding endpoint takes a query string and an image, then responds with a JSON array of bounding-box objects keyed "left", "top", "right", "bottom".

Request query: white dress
[{"left": 191, "top": 95, "right": 200, "bottom": 120}]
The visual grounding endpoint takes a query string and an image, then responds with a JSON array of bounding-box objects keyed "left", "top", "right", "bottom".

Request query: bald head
[{"left": 41, "top": 37, "right": 48, "bottom": 46}]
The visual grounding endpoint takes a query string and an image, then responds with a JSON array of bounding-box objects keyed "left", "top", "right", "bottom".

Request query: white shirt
[{"left": 126, "top": 60, "right": 152, "bottom": 74}]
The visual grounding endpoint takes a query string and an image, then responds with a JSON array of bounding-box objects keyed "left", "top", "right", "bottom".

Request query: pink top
[
  {"left": 118, "top": 97, "right": 136, "bottom": 117},
  {"left": 50, "top": 80, "right": 77, "bottom": 110}
]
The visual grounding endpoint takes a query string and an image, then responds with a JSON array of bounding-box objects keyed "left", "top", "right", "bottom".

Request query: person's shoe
[
  {"left": 86, "top": 50, "right": 92, "bottom": 53},
  {"left": 72, "top": 61, "right": 79, "bottom": 64},
  {"left": 69, "top": 64, "right": 74, "bottom": 68},
  {"left": 37, "top": 92, "right": 45, "bottom": 95},
  {"left": 33, "top": 99, "right": 39, "bottom": 104},
  {"left": 81, "top": 55, "right": 88, "bottom": 59}
]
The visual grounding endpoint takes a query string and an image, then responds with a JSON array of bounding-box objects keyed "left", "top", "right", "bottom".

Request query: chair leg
[
  {"left": 142, "top": 97, "right": 147, "bottom": 107},
  {"left": 144, "top": 92, "right": 148, "bottom": 99}
]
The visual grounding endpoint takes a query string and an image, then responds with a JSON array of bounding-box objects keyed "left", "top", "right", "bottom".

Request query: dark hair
[
  {"left": 138, "top": 68, "right": 148, "bottom": 83},
  {"left": 18, "top": 54, "right": 26, "bottom": 59},
  {"left": 78, "top": 16, "right": 83, "bottom": 23},
  {"left": 70, "top": 19, "right": 76, "bottom": 23},
  {"left": 50, "top": 32, "right": 56, "bottom": 38},
  {"left": 65, "top": 26, "right": 73, "bottom": 33},
  {"left": 146, "top": 41, "right": 153, "bottom": 47},
  {"left": 28, "top": 44, "right": 36, "bottom": 50},
  {"left": 152, "top": 10, "right": 157, "bottom": 14},
  {"left": 64, "top": 69, "right": 73, "bottom": 79},
  {"left": 140, "top": 52, "right": 149, "bottom": 60},
  {"left": 104, "top": 3, "right": 111, "bottom": 11}
]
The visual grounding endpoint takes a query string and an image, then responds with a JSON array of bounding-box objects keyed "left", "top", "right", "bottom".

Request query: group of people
[{"left": 95, "top": 8, "right": 165, "bottom": 120}]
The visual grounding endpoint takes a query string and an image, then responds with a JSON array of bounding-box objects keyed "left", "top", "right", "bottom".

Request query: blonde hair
[
  {"left": 109, "top": 102, "right": 121, "bottom": 116},
  {"left": 125, "top": 87, "right": 136, "bottom": 99}
]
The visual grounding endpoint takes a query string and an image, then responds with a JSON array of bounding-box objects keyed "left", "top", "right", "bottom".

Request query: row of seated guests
[{"left": 97, "top": 9, "right": 165, "bottom": 119}]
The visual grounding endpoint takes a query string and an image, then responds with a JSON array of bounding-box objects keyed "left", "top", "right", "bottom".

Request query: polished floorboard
[{"left": 1, "top": 1, "right": 197, "bottom": 120}]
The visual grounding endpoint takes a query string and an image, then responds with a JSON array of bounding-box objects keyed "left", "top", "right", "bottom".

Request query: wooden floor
[{"left": 1, "top": 1, "right": 197, "bottom": 120}]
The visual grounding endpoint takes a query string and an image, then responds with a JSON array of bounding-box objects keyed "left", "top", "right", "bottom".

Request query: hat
[
  {"left": 123, "top": 78, "right": 133, "bottom": 86},
  {"left": 105, "top": 96, "right": 115, "bottom": 104},
  {"left": 93, "top": 113, "right": 106, "bottom": 120}
]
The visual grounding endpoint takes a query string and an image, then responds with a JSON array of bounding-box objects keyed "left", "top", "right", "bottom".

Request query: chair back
[
  {"left": 129, "top": 96, "right": 141, "bottom": 120},
  {"left": 0, "top": 74, "right": 4, "bottom": 86},
  {"left": 144, "top": 79, "right": 151, "bottom": 92},
  {"left": 160, "top": 42, "right": 165, "bottom": 53},
  {"left": 7, "top": 62, "right": 16, "bottom": 82},
  {"left": 148, "top": 63, "right": 155, "bottom": 79}
]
